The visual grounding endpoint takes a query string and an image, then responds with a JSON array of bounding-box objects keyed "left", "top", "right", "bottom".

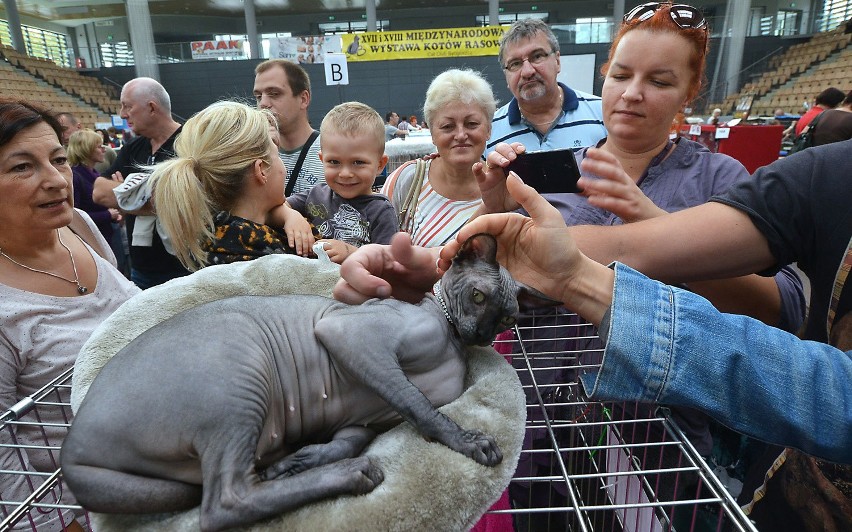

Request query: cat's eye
[
  {"left": 500, "top": 316, "right": 516, "bottom": 327},
  {"left": 472, "top": 289, "right": 485, "bottom": 304}
]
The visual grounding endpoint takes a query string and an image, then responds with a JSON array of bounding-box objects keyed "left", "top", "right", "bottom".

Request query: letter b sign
[{"left": 324, "top": 54, "right": 349, "bottom": 85}]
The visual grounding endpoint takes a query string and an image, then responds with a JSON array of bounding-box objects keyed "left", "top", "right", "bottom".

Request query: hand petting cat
[{"left": 336, "top": 173, "right": 615, "bottom": 327}]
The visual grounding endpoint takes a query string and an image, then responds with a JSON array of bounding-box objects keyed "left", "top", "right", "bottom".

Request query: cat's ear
[
  {"left": 515, "top": 282, "right": 563, "bottom": 311},
  {"left": 455, "top": 233, "right": 498, "bottom": 265}
]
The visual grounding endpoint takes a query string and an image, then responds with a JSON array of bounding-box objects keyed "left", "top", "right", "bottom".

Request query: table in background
[{"left": 384, "top": 130, "right": 435, "bottom": 174}]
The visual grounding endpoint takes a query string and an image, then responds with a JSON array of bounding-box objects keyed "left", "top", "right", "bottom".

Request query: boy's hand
[{"left": 318, "top": 239, "right": 353, "bottom": 264}]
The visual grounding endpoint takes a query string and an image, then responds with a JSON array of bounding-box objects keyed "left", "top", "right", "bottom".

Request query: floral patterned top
[{"left": 205, "top": 212, "right": 297, "bottom": 266}]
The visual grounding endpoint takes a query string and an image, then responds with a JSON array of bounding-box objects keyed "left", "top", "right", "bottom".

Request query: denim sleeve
[{"left": 580, "top": 263, "right": 852, "bottom": 463}]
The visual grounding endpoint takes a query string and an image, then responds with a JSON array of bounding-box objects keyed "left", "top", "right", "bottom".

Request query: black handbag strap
[{"left": 285, "top": 130, "right": 319, "bottom": 197}]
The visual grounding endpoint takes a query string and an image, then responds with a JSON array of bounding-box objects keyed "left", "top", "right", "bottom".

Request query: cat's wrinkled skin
[{"left": 61, "top": 233, "right": 560, "bottom": 532}]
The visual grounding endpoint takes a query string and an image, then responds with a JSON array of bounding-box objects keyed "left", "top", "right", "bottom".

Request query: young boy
[{"left": 286, "top": 102, "right": 398, "bottom": 264}]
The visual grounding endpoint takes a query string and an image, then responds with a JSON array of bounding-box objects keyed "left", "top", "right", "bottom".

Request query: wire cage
[
  {"left": 487, "top": 308, "right": 757, "bottom": 532},
  {"left": 0, "top": 309, "right": 756, "bottom": 532},
  {"left": 0, "top": 367, "right": 89, "bottom": 531}
]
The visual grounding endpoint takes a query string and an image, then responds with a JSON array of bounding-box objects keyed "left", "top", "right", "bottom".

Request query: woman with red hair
[{"left": 477, "top": 3, "right": 806, "bottom": 526}]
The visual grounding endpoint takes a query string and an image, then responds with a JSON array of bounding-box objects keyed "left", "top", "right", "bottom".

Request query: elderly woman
[
  {"left": 0, "top": 99, "right": 140, "bottom": 530},
  {"left": 381, "top": 69, "right": 496, "bottom": 247},
  {"left": 67, "top": 129, "right": 121, "bottom": 242}
]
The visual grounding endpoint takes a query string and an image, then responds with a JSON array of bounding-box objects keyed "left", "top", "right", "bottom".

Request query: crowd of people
[{"left": 1, "top": 3, "right": 850, "bottom": 530}]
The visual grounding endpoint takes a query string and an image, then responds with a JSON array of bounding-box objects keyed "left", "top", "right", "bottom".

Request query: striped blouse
[{"left": 382, "top": 156, "right": 482, "bottom": 248}]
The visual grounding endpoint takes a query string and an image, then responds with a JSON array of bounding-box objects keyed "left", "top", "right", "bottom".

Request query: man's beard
[{"left": 518, "top": 79, "right": 547, "bottom": 101}]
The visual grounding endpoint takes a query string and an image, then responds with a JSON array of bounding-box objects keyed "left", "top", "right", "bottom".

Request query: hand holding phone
[{"left": 505, "top": 148, "right": 582, "bottom": 193}]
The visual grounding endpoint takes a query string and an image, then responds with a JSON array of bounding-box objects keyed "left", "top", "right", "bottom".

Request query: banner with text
[
  {"left": 268, "top": 36, "right": 342, "bottom": 64},
  {"left": 191, "top": 40, "right": 245, "bottom": 60},
  {"left": 341, "top": 26, "right": 506, "bottom": 62}
]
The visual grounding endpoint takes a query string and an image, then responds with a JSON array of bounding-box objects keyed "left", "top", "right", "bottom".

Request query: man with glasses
[{"left": 487, "top": 18, "right": 606, "bottom": 154}]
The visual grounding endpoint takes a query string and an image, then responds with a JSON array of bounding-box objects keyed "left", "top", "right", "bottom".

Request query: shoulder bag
[
  {"left": 790, "top": 112, "right": 824, "bottom": 154},
  {"left": 285, "top": 130, "right": 320, "bottom": 197},
  {"left": 397, "top": 158, "right": 427, "bottom": 234}
]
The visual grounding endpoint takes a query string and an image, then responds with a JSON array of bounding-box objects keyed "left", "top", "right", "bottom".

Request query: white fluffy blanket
[{"left": 72, "top": 254, "right": 526, "bottom": 531}]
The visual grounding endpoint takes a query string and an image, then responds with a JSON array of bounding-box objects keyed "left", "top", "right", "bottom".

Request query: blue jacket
[{"left": 582, "top": 263, "right": 852, "bottom": 464}]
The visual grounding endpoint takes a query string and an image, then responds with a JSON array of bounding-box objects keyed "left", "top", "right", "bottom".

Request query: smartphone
[{"left": 505, "top": 148, "right": 582, "bottom": 193}]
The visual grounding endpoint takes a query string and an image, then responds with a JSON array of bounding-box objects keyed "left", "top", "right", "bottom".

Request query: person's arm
[
  {"left": 266, "top": 202, "right": 314, "bottom": 256},
  {"left": 576, "top": 147, "right": 802, "bottom": 328},
  {"left": 581, "top": 263, "right": 851, "bottom": 463},
  {"left": 569, "top": 202, "right": 775, "bottom": 284},
  {"left": 92, "top": 175, "right": 121, "bottom": 208},
  {"left": 368, "top": 201, "right": 403, "bottom": 246},
  {"left": 108, "top": 172, "right": 156, "bottom": 216},
  {"left": 443, "top": 174, "right": 848, "bottom": 463}
]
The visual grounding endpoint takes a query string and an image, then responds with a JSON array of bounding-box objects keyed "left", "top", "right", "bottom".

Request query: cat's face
[{"left": 440, "top": 233, "right": 560, "bottom": 346}]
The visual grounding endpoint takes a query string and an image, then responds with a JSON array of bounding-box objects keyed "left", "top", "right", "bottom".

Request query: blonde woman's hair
[
  {"left": 148, "top": 101, "right": 276, "bottom": 271},
  {"left": 66, "top": 129, "right": 103, "bottom": 167},
  {"left": 319, "top": 101, "right": 386, "bottom": 155},
  {"left": 422, "top": 69, "right": 497, "bottom": 128}
]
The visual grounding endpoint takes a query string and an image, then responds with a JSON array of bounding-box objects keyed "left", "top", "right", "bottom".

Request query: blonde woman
[
  {"left": 148, "top": 101, "right": 312, "bottom": 271},
  {"left": 381, "top": 69, "right": 496, "bottom": 248},
  {"left": 67, "top": 129, "right": 121, "bottom": 241}
]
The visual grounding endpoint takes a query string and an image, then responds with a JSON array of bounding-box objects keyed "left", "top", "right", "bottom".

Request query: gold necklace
[{"left": 0, "top": 230, "right": 89, "bottom": 294}]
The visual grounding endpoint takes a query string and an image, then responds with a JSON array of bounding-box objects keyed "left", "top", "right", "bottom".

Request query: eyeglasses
[
  {"left": 502, "top": 49, "right": 556, "bottom": 73},
  {"left": 624, "top": 2, "right": 707, "bottom": 30}
]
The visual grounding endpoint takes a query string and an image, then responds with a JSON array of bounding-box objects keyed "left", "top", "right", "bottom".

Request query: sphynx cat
[{"left": 62, "top": 233, "right": 559, "bottom": 531}]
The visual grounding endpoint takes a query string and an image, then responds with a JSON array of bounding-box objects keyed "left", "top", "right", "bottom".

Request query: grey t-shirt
[{"left": 287, "top": 183, "right": 398, "bottom": 247}]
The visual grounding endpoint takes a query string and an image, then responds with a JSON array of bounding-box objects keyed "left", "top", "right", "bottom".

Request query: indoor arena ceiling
[{"left": 15, "top": 0, "right": 495, "bottom": 26}]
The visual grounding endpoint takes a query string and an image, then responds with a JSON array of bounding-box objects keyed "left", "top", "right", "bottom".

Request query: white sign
[
  {"left": 324, "top": 54, "right": 349, "bottom": 86},
  {"left": 715, "top": 127, "right": 731, "bottom": 139},
  {"left": 688, "top": 124, "right": 702, "bottom": 136},
  {"left": 556, "top": 53, "right": 596, "bottom": 95},
  {"left": 191, "top": 40, "right": 246, "bottom": 60},
  {"left": 269, "top": 36, "right": 342, "bottom": 64}
]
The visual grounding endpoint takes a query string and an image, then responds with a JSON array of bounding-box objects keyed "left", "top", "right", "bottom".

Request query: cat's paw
[
  {"left": 456, "top": 430, "right": 503, "bottom": 466},
  {"left": 259, "top": 443, "right": 329, "bottom": 480}
]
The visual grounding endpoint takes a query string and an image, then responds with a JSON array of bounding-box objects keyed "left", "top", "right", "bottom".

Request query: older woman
[
  {"left": 67, "top": 129, "right": 121, "bottom": 242},
  {"left": 0, "top": 98, "right": 139, "bottom": 530},
  {"left": 381, "top": 69, "right": 496, "bottom": 247}
]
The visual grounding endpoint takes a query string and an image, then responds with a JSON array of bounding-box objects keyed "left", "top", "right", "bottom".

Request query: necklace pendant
[{"left": 77, "top": 285, "right": 89, "bottom": 295}]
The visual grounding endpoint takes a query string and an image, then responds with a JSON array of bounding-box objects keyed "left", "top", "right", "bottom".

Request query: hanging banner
[
  {"left": 268, "top": 36, "right": 342, "bottom": 64},
  {"left": 191, "top": 40, "right": 245, "bottom": 60},
  {"left": 341, "top": 26, "right": 507, "bottom": 62}
]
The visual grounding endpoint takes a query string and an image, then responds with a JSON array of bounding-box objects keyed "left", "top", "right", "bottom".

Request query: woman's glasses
[{"left": 624, "top": 2, "right": 707, "bottom": 30}]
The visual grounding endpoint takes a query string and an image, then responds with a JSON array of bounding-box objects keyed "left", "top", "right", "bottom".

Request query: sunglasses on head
[{"left": 624, "top": 2, "right": 707, "bottom": 30}]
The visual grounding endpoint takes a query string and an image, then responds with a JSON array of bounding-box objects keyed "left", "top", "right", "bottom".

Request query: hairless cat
[{"left": 62, "top": 233, "right": 560, "bottom": 531}]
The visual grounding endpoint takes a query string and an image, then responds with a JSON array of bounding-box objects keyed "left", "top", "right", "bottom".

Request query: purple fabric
[
  {"left": 72, "top": 164, "right": 113, "bottom": 241},
  {"left": 509, "top": 138, "right": 806, "bottom": 497}
]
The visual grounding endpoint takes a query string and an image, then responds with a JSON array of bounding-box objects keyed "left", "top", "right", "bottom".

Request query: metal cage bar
[
  {"left": 0, "top": 368, "right": 88, "bottom": 531},
  {"left": 490, "top": 309, "right": 757, "bottom": 532}
]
